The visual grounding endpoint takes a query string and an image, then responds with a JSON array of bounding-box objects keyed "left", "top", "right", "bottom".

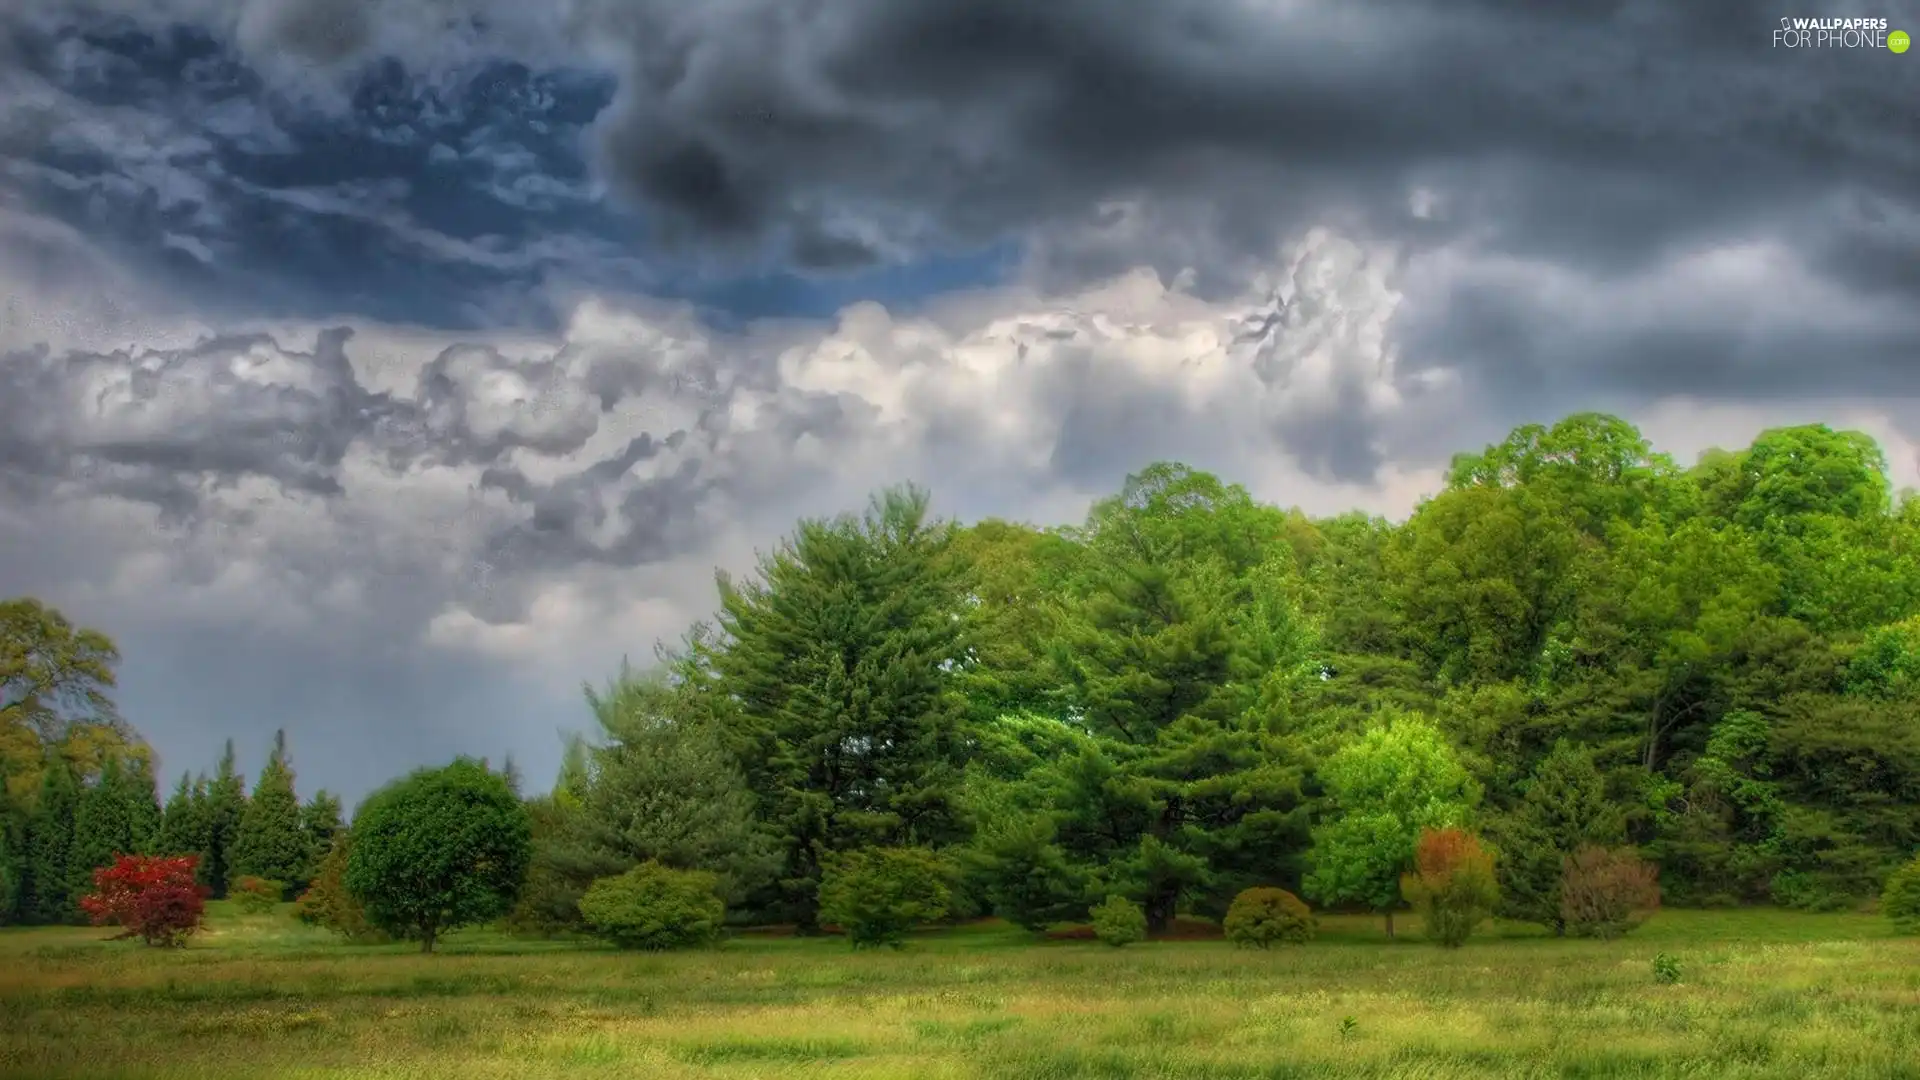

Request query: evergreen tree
[
  {"left": 230, "top": 730, "right": 306, "bottom": 891},
  {"left": 298, "top": 790, "right": 343, "bottom": 886},
  {"left": 0, "top": 780, "right": 20, "bottom": 924},
  {"left": 1491, "top": 740, "right": 1626, "bottom": 933},
  {"left": 202, "top": 740, "right": 247, "bottom": 898},
  {"left": 156, "top": 773, "right": 202, "bottom": 857},
  {"left": 123, "top": 751, "right": 162, "bottom": 854},
  {"left": 69, "top": 754, "right": 140, "bottom": 899},
  {"left": 27, "top": 754, "right": 80, "bottom": 923},
  {"left": 710, "top": 485, "right": 972, "bottom": 929}
]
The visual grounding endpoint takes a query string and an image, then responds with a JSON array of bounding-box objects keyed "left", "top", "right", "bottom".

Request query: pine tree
[
  {"left": 229, "top": 730, "right": 304, "bottom": 892},
  {"left": 1491, "top": 740, "right": 1627, "bottom": 934},
  {"left": 298, "top": 790, "right": 343, "bottom": 887},
  {"left": 123, "top": 752, "right": 162, "bottom": 855},
  {"left": 27, "top": 755, "right": 80, "bottom": 923},
  {"left": 710, "top": 486, "right": 973, "bottom": 929},
  {"left": 69, "top": 754, "right": 139, "bottom": 899},
  {"left": 0, "top": 780, "right": 20, "bottom": 924},
  {"left": 202, "top": 740, "right": 247, "bottom": 898},
  {"left": 156, "top": 772, "right": 214, "bottom": 860}
]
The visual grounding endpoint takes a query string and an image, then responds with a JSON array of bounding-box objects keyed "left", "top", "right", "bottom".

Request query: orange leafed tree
[{"left": 1400, "top": 828, "right": 1501, "bottom": 947}]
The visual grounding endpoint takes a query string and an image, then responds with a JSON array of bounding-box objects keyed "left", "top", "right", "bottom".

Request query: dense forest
[{"left": 5, "top": 413, "right": 1919, "bottom": 936}]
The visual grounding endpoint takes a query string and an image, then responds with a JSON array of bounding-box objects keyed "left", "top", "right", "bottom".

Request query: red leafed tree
[
  {"left": 1400, "top": 827, "right": 1501, "bottom": 947},
  {"left": 79, "top": 854, "right": 209, "bottom": 947}
]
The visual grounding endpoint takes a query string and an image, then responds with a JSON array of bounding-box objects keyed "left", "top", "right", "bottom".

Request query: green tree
[
  {"left": 345, "top": 758, "right": 532, "bottom": 952},
  {"left": 709, "top": 486, "right": 972, "bottom": 929},
  {"left": 229, "top": 730, "right": 306, "bottom": 892},
  {"left": 202, "top": 741, "right": 247, "bottom": 897},
  {"left": 299, "top": 790, "right": 343, "bottom": 885},
  {"left": 1, "top": 598, "right": 122, "bottom": 744},
  {"left": 26, "top": 754, "right": 81, "bottom": 923},
  {"left": 1303, "top": 712, "right": 1477, "bottom": 938},
  {"left": 576, "top": 666, "right": 774, "bottom": 898},
  {"left": 1492, "top": 740, "right": 1627, "bottom": 933},
  {"left": 155, "top": 774, "right": 211, "bottom": 861},
  {"left": 0, "top": 780, "right": 20, "bottom": 923},
  {"left": 123, "top": 752, "right": 161, "bottom": 854},
  {"left": 69, "top": 754, "right": 143, "bottom": 897}
]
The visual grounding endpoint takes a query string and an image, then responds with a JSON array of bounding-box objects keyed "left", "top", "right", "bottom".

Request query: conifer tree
[
  {"left": 202, "top": 740, "right": 247, "bottom": 897},
  {"left": 0, "top": 780, "right": 20, "bottom": 924},
  {"left": 710, "top": 485, "right": 972, "bottom": 929},
  {"left": 230, "top": 730, "right": 305, "bottom": 892},
  {"left": 27, "top": 755, "right": 80, "bottom": 923},
  {"left": 70, "top": 755, "right": 140, "bottom": 898},
  {"left": 156, "top": 772, "right": 204, "bottom": 857},
  {"left": 123, "top": 751, "right": 162, "bottom": 855},
  {"left": 1492, "top": 740, "right": 1627, "bottom": 933},
  {"left": 298, "top": 790, "right": 343, "bottom": 887}
]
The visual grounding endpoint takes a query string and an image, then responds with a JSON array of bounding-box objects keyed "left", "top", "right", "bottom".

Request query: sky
[{"left": 3, "top": 0, "right": 1919, "bottom": 807}]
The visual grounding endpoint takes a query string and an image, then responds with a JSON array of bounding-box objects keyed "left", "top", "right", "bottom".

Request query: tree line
[{"left": 6, "top": 413, "right": 1919, "bottom": 941}]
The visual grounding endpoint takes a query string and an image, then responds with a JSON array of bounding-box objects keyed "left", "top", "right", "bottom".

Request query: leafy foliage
[
  {"left": 816, "top": 847, "right": 952, "bottom": 948},
  {"left": 1304, "top": 712, "right": 1477, "bottom": 937},
  {"left": 1400, "top": 828, "right": 1501, "bottom": 947},
  {"left": 1090, "top": 895, "right": 1147, "bottom": 947},
  {"left": 1223, "top": 887, "right": 1316, "bottom": 948},
  {"left": 294, "top": 834, "right": 382, "bottom": 942},
  {"left": 79, "top": 854, "right": 206, "bottom": 947},
  {"left": 577, "top": 862, "right": 727, "bottom": 951},
  {"left": 1492, "top": 741, "right": 1625, "bottom": 933},
  {"left": 345, "top": 759, "right": 531, "bottom": 952},
  {"left": 1883, "top": 855, "right": 1920, "bottom": 935},
  {"left": 229, "top": 730, "right": 306, "bottom": 893},
  {"left": 229, "top": 875, "right": 282, "bottom": 914},
  {"left": 1560, "top": 846, "right": 1661, "bottom": 939}
]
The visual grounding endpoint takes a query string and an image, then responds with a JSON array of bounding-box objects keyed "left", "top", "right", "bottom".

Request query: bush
[
  {"left": 1883, "top": 854, "right": 1920, "bottom": 935},
  {"left": 818, "top": 847, "right": 952, "bottom": 949},
  {"left": 230, "top": 875, "right": 284, "bottom": 914},
  {"left": 1652, "top": 952, "right": 1681, "bottom": 984},
  {"left": 345, "top": 758, "right": 532, "bottom": 953},
  {"left": 1223, "top": 887, "right": 1316, "bottom": 948},
  {"left": 1090, "top": 895, "right": 1147, "bottom": 947},
  {"left": 578, "top": 862, "right": 726, "bottom": 951},
  {"left": 294, "top": 836, "right": 385, "bottom": 942},
  {"left": 1560, "top": 846, "right": 1661, "bottom": 939},
  {"left": 79, "top": 854, "right": 207, "bottom": 948},
  {"left": 1401, "top": 828, "right": 1501, "bottom": 947}
]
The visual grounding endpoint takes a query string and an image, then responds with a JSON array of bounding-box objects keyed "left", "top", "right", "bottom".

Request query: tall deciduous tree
[
  {"left": 1, "top": 598, "right": 122, "bottom": 743},
  {"left": 710, "top": 485, "right": 971, "bottom": 929},
  {"left": 1303, "top": 712, "right": 1477, "bottom": 938}
]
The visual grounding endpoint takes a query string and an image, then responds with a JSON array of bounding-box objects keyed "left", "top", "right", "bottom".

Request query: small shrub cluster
[
  {"left": 1090, "top": 895, "right": 1147, "bottom": 947},
  {"left": 79, "top": 854, "right": 207, "bottom": 948},
  {"left": 1652, "top": 952, "right": 1681, "bottom": 984},
  {"left": 1402, "top": 828, "right": 1501, "bottom": 947},
  {"left": 1883, "top": 854, "right": 1920, "bottom": 934},
  {"left": 578, "top": 862, "right": 726, "bottom": 951},
  {"left": 1223, "top": 887, "right": 1316, "bottom": 948},
  {"left": 230, "top": 875, "right": 284, "bottom": 914},
  {"left": 294, "top": 836, "right": 385, "bottom": 942},
  {"left": 1560, "top": 846, "right": 1661, "bottom": 939},
  {"left": 818, "top": 847, "right": 952, "bottom": 949}
]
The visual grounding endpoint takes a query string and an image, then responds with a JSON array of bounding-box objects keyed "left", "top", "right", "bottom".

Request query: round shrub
[
  {"left": 818, "top": 847, "right": 952, "bottom": 949},
  {"left": 1884, "top": 854, "right": 1920, "bottom": 935},
  {"left": 1560, "top": 846, "right": 1660, "bottom": 940},
  {"left": 578, "top": 862, "right": 726, "bottom": 951},
  {"left": 1090, "top": 895, "right": 1146, "bottom": 947},
  {"left": 230, "top": 875, "right": 284, "bottom": 914},
  {"left": 1224, "top": 887, "right": 1316, "bottom": 948}
]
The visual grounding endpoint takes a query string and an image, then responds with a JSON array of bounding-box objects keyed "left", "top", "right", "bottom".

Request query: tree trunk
[
  {"left": 1145, "top": 891, "right": 1177, "bottom": 937},
  {"left": 420, "top": 926, "right": 436, "bottom": 954},
  {"left": 1384, "top": 909, "right": 1395, "bottom": 939}
]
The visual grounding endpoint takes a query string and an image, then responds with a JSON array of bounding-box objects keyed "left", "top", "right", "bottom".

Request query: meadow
[{"left": 3, "top": 905, "right": 1918, "bottom": 1080}]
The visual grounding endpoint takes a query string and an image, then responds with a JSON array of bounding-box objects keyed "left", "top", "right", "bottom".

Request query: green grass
[{"left": 3, "top": 903, "right": 1917, "bottom": 1078}]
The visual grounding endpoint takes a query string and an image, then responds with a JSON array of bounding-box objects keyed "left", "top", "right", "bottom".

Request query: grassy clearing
[{"left": 3, "top": 904, "right": 1917, "bottom": 1079}]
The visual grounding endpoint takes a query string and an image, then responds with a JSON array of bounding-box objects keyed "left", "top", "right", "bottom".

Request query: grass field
[{"left": 3, "top": 904, "right": 1918, "bottom": 1079}]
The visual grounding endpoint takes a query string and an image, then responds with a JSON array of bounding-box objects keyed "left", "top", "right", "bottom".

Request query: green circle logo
[{"left": 1893, "top": 29, "right": 1912, "bottom": 52}]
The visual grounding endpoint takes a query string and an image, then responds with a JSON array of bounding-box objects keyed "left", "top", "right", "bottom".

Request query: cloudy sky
[{"left": 3, "top": 0, "right": 1918, "bottom": 805}]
